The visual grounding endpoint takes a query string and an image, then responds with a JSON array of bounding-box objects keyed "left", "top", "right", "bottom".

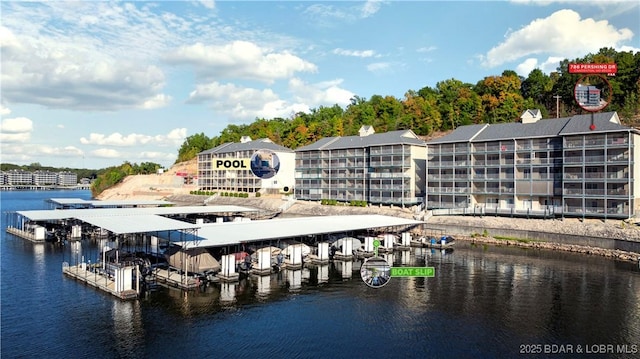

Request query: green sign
[{"left": 390, "top": 267, "right": 435, "bottom": 277}]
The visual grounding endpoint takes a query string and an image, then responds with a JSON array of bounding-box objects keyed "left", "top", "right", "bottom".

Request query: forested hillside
[{"left": 176, "top": 48, "right": 640, "bottom": 163}]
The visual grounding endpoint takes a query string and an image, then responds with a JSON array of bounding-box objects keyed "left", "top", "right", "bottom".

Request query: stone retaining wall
[{"left": 423, "top": 223, "right": 640, "bottom": 254}]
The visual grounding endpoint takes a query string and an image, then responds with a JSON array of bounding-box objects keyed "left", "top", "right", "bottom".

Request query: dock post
[
  {"left": 218, "top": 254, "right": 239, "bottom": 282},
  {"left": 364, "top": 237, "right": 375, "bottom": 252},
  {"left": 317, "top": 242, "right": 329, "bottom": 261}
]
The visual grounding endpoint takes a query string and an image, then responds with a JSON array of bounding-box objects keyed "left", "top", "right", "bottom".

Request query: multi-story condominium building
[
  {"left": 295, "top": 126, "right": 427, "bottom": 206},
  {"left": 426, "top": 111, "right": 639, "bottom": 219},
  {"left": 6, "top": 170, "right": 34, "bottom": 185},
  {"left": 198, "top": 137, "right": 295, "bottom": 194},
  {"left": 33, "top": 170, "right": 58, "bottom": 185},
  {"left": 57, "top": 171, "right": 78, "bottom": 186}
]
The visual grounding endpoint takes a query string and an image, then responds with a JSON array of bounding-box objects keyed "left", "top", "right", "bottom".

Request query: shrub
[{"left": 255, "top": 192, "right": 261, "bottom": 198}]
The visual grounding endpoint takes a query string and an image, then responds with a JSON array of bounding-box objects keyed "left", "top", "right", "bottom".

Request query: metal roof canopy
[
  {"left": 16, "top": 205, "right": 260, "bottom": 222},
  {"left": 46, "top": 198, "right": 174, "bottom": 207},
  {"left": 174, "top": 215, "right": 423, "bottom": 248},
  {"left": 75, "top": 214, "right": 200, "bottom": 234}
]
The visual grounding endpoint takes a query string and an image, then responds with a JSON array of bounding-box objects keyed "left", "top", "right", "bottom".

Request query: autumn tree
[{"left": 475, "top": 71, "right": 525, "bottom": 123}]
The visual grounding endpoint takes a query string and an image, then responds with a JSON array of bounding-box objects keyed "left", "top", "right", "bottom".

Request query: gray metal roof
[
  {"left": 427, "top": 112, "right": 636, "bottom": 144},
  {"left": 296, "top": 130, "right": 426, "bottom": 151},
  {"left": 472, "top": 119, "right": 571, "bottom": 141},
  {"left": 559, "top": 112, "right": 635, "bottom": 135},
  {"left": 427, "top": 124, "right": 488, "bottom": 144},
  {"left": 199, "top": 138, "right": 293, "bottom": 155},
  {"left": 175, "top": 214, "right": 423, "bottom": 248}
]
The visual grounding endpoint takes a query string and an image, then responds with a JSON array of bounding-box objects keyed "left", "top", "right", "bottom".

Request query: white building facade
[{"left": 197, "top": 137, "right": 295, "bottom": 194}]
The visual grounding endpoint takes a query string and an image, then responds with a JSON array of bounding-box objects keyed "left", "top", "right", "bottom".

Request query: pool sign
[{"left": 213, "top": 158, "right": 251, "bottom": 170}]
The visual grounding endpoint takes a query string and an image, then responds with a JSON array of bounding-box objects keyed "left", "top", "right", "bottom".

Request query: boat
[{"left": 425, "top": 235, "right": 456, "bottom": 249}]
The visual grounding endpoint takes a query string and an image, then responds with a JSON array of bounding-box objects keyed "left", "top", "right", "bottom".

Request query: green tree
[{"left": 176, "top": 132, "right": 215, "bottom": 163}]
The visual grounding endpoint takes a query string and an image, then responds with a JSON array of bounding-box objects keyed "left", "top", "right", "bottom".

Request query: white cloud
[
  {"left": 361, "top": 0, "right": 383, "bottom": 18},
  {"left": 0, "top": 144, "right": 84, "bottom": 164},
  {"left": 0, "top": 117, "right": 32, "bottom": 133},
  {"left": 0, "top": 117, "right": 33, "bottom": 142},
  {"left": 0, "top": 105, "right": 11, "bottom": 116},
  {"left": 516, "top": 58, "right": 540, "bottom": 77},
  {"left": 139, "top": 151, "right": 176, "bottom": 161},
  {"left": 367, "top": 62, "right": 391, "bottom": 72},
  {"left": 482, "top": 9, "right": 634, "bottom": 68},
  {"left": 417, "top": 46, "right": 437, "bottom": 53},
  {"left": 333, "top": 48, "right": 376, "bottom": 58},
  {"left": 196, "top": 0, "right": 215, "bottom": 10},
  {"left": 80, "top": 128, "right": 187, "bottom": 147},
  {"left": 187, "top": 82, "right": 305, "bottom": 120},
  {"left": 38, "top": 145, "right": 84, "bottom": 157},
  {"left": 539, "top": 56, "right": 565, "bottom": 73},
  {"left": 303, "top": 1, "right": 385, "bottom": 24},
  {"left": 288, "top": 78, "right": 354, "bottom": 107},
  {"left": 165, "top": 41, "right": 317, "bottom": 84},
  {"left": 0, "top": 2, "right": 197, "bottom": 111},
  {"left": 187, "top": 79, "right": 353, "bottom": 121},
  {"left": 92, "top": 148, "right": 123, "bottom": 159}
]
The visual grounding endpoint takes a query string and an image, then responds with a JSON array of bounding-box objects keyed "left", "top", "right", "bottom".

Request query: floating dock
[
  {"left": 7, "top": 198, "right": 425, "bottom": 298},
  {"left": 63, "top": 263, "right": 139, "bottom": 300}
]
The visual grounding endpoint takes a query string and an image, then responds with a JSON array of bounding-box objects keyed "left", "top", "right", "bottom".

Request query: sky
[{"left": 1, "top": 1, "right": 638, "bottom": 169}]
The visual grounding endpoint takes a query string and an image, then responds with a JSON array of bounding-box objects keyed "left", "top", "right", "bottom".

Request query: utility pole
[{"left": 553, "top": 95, "right": 562, "bottom": 118}]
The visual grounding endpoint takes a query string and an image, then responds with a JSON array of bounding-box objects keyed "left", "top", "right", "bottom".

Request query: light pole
[{"left": 553, "top": 95, "right": 562, "bottom": 118}]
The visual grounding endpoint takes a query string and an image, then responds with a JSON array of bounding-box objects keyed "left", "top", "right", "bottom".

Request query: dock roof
[
  {"left": 46, "top": 198, "right": 174, "bottom": 208},
  {"left": 174, "top": 215, "right": 423, "bottom": 248},
  {"left": 16, "top": 205, "right": 259, "bottom": 234}
]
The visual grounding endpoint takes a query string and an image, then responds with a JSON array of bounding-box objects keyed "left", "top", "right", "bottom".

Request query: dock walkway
[
  {"left": 63, "top": 263, "right": 138, "bottom": 300},
  {"left": 152, "top": 268, "right": 201, "bottom": 290}
]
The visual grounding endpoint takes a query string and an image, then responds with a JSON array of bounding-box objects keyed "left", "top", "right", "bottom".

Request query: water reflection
[{"left": 112, "top": 300, "right": 144, "bottom": 359}]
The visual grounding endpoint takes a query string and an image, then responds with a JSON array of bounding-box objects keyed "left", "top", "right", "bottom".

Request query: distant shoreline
[{"left": 0, "top": 185, "right": 90, "bottom": 191}]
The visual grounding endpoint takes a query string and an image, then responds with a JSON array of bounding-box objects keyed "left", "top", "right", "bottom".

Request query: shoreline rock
[{"left": 458, "top": 235, "right": 640, "bottom": 263}]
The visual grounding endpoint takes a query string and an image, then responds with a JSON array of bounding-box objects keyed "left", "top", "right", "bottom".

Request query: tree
[
  {"left": 521, "top": 68, "right": 552, "bottom": 106},
  {"left": 175, "top": 133, "right": 215, "bottom": 163},
  {"left": 475, "top": 72, "right": 525, "bottom": 123},
  {"left": 401, "top": 90, "right": 442, "bottom": 135}
]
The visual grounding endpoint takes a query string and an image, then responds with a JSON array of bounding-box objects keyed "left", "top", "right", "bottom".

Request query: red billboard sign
[{"left": 569, "top": 63, "right": 617, "bottom": 74}]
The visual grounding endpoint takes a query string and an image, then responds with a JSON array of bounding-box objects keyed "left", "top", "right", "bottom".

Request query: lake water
[{"left": 1, "top": 190, "right": 639, "bottom": 358}]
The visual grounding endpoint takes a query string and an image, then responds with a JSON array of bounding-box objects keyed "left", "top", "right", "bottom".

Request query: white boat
[{"left": 331, "top": 237, "right": 363, "bottom": 252}]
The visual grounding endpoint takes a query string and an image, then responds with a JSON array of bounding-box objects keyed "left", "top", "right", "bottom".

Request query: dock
[
  {"left": 63, "top": 263, "right": 139, "bottom": 300},
  {"left": 7, "top": 198, "right": 425, "bottom": 298},
  {"left": 152, "top": 268, "right": 201, "bottom": 290}
]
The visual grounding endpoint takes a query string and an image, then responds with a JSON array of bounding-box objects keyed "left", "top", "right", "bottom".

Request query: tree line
[{"left": 176, "top": 48, "right": 640, "bottom": 163}]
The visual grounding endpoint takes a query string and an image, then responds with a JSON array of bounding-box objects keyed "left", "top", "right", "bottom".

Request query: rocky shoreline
[{"left": 457, "top": 235, "right": 640, "bottom": 263}]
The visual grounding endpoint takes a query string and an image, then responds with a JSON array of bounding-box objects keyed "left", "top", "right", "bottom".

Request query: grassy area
[{"left": 492, "top": 235, "right": 541, "bottom": 244}]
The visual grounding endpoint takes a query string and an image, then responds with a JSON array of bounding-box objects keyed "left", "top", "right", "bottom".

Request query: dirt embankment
[{"left": 96, "top": 159, "right": 198, "bottom": 201}]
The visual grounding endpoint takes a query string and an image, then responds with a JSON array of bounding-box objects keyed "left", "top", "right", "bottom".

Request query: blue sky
[{"left": 1, "top": 1, "right": 638, "bottom": 169}]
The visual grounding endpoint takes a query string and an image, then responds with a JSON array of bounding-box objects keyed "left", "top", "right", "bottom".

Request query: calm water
[{"left": 1, "top": 190, "right": 639, "bottom": 359}]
